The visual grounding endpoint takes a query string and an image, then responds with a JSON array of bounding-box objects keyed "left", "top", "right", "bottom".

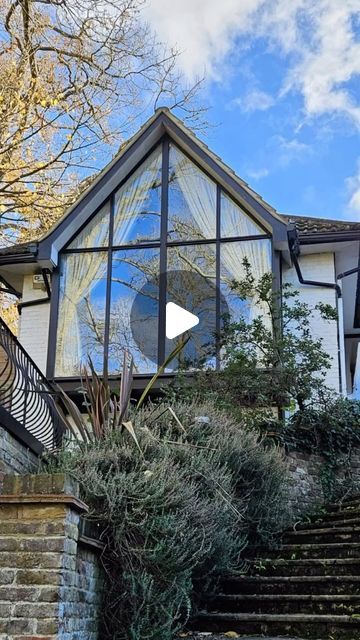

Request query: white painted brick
[
  {"left": 18, "top": 275, "right": 50, "bottom": 374},
  {"left": 282, "top": 253, "right": 340, "bottom": 393}
]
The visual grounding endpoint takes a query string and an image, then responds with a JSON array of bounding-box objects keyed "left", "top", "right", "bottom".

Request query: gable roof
[
  {"left": 32, "top": 107, "right": 289, "bottom": 266},
  {"left": 281, "top": 213, "right": 360, "bottom": 243}
]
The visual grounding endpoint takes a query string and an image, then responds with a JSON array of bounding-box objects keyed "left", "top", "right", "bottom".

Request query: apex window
[{"left": 54, "top": 140, "right": 272, "bottom": 377}]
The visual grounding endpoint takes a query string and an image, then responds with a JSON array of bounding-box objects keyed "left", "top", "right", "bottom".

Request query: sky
[{"left": 144, "top": 0, "right": 360, "bottom": 221}]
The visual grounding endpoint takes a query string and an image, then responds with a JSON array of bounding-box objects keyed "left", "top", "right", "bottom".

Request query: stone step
[
  {"left": 283, "top": 525, "right": 360, "bottom": 543},
  {"left": 291, "top": 516, "right": 360, "bottom": 530},
  {"left": 221, "top": 575, "right": 360, "bottom": 596},
  {"left": 327, "top": 497, "right": 360, "bottom": 512},
  {"left": 311, "top": 507, "right": 360, "bottom": 522},
  {"left": 261, "top": 542, "right": 360, "bottom": 560},
  {"left": 251, "top": 558, "right": 360, "bottom": 577},
  {"left": 192, "top": 612, "right": 360, "bottom": 639},
  {"left": 211, "top": 593, "right": 360, "bottom": 615}
]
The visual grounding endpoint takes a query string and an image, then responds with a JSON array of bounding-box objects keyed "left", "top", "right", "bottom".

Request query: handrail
[{"left": 0, "top": 317, "right": 65, "bottom": 451}]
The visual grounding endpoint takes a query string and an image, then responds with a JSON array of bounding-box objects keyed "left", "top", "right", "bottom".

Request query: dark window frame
[{"left": 47, "top": 135, "right": 275, "bottom": 380}]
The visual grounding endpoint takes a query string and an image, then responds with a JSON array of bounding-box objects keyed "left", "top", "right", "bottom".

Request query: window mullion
[
  {"left": 103, "top": 193, "right": 115, "bottom": 382},
  {"left": 216, "top": 185, "right": 221, "bottom": 370},
  {"left": 158, "top": 136, "right": 169, "bottom": 367}
]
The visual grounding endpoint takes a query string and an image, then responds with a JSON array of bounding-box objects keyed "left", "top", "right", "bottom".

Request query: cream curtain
[
  {"left": 113, "top": 148, "right": 162, "bottom": 245},
  {"left": 56, "top": 149, "right": 162, "bottom": 376},
  {"left": 170, "top": 146, "right": 217, "bottom": 239},
  {"left": 170, "top": 146, "right": 272, "bottom": 323},
  {"left": 55, "top": 252, "right": 108, "bottom": 376},
  {"left": 220, "top": 240, "right": 272, "bottom": 322},
  {"left": 221, "top": 192, "right": 262, "bottom": 237},
  {"left": 68, "top": 202, "right": 110, "bottom": 249}
]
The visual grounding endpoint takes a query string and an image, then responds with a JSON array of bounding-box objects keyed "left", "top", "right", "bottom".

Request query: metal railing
[{"left": 0, "top": 317, "right": 65, "bottom": 453}]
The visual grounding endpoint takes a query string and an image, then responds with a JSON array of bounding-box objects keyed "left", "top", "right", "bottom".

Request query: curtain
[
  {"left": 170, "top": 146, "right": 272, "bottom": 323},
  {"left": 68, "top": 202, "right": 110, "bottom": 249},
  {"left": 220, "top": 240, "right": 272, "bottom": 323},
  {"left": 55, "top": 252, "right": 107, "bottom": 376},
  {"left": 170, "top": 146, "right": 217, "bottom": 239},
  {"left": 221, "top": 192, "right": 262, "bottom": 237},
  {"left": 113, "top": 148, "right": 162, "bottom": 245},
  {"left": 56, "top": 149, "right": 162, "bottom": 375}
]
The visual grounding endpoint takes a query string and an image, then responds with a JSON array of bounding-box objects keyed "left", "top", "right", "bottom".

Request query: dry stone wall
[
  {"left": 287, "top": 447, "right": 360, "bottom": 515},
  {"left": 0, "top": 425, "right": 38, "bottom": 476}
]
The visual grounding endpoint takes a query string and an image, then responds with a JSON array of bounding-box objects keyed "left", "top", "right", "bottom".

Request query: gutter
[
  {"left": 288, "top": 228, "right": 342, "bottom": 297},
  {"left": 288, "top": 226, "right": 345, "bottom": 395}
]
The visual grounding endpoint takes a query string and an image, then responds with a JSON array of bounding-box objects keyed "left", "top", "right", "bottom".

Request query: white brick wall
[
  {"left": 282, "top": 253, "right": 340, "bottom": 393},
  {"left": 19, "top": 275, "right": 50, "bottom": 375}
]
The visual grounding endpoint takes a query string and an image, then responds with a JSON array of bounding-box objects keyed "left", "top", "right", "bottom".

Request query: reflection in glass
[
  {"left": 168, "top": 145, "right": 216, "bottom": 241},
  {"left": 113, "top": 147, "right": 162, "bottom": 245},
  {"left": 220, "top": 239, "right": 272, "bottom": 326},
  {"left": 55, "top": 252, "right": 108, "bottom": 376},
  {"left": 68, "top": 201, "right": 110, "bottom": 249},
  {"left": 221, "top": 192, "right": 264, "bottom": 238},
  {"left": 166, "top": 244, "right": 217, "bottom": 371},
  {"left": 109, "top": 248, "right": 159, "bottom": 373}
]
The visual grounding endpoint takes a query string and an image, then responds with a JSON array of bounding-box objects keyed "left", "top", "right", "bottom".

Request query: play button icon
[
  {"left": 165, "top": 302, "right": 199, "bottom": 339},
  {"left": 130, "top": 269, "right": 229, "bottom": 370}
]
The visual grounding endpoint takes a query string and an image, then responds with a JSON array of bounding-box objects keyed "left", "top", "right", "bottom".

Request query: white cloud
[
  {"left": 346, "top": 160, "right": 360, "bottom": 215},
  {"left": 145, "top": 0, "right": 360, "bottom": 128},
  {"left": 246, "top": 167, "right": 269, "bottom": 179},
  {"left": 144, "top": 0, "right": 263, "bottom": 81},
  {"left": 270, "top": 135, "right": 312, "bottom": 166},
  {"left": 230, "top": 89, "right": 275, "bottom": 113}
]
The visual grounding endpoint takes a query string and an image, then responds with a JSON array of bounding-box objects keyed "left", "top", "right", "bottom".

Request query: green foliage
[
  {"left": 283, "top": 396, "right": 360, "bottom": 454},
  {"left": 47, "top": 398, "right": 291, "bottom": 640},
  {"left": 282, "top": 396, "right": 360, "bottom": 501},
  {"left": 166, "top": 260, "right": 337, "bottom": 413}
]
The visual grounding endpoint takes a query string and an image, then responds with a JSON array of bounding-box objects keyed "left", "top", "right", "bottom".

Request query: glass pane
[
  {"left": 168, "top": 145, "right": 216, "bottom": 241},
  {"left": 68, "top": 201, "right": 110, "bottom": 249},
  {"left": 165, "top": 244, "right": 217, "bottom": 371},
  {"left": 220, "top": 239, "right": 272, "bottom": 325},
  {"left": 221, "top": 192, "right": 264, "bottom": 238},
  {"left": 109, "top": 248, "right": 159, "bottom": 374},
  {"left": 55, "top": 252, "right": 108, "bottom": 376},
  {"left": 113, "top": 147, "right": 162, "bottom": 245}
]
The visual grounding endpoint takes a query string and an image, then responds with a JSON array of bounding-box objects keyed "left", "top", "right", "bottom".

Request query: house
[{"left": 1, "top": 107, "right": 360, "bottom": 426}]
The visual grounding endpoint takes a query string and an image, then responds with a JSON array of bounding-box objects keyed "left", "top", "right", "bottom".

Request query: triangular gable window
[
  {"left": 55, "top": 138, "right": 273, "bottom": 377},
  {"left": 113, "top": 146, "right": 162, "bottom": 245},
  {"left": 68, "top": 201, "right": 110, "bottom": 249},
  {"left": 168, "top": 145, "right": 216, "bottom": 241},
  {"left": 221, "top": 192, "right": 264, "bottom": 238}
]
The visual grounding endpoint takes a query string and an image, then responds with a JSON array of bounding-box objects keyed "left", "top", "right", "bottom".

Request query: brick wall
[
  {"left": 282, "top": 252, "right": 340, "bottom": 393},
  {"left": 19, "top": 275, "right": 50, "bottom": 375},
  {"left": 0, "top": 474, "right": 103, "bottom": 640}
]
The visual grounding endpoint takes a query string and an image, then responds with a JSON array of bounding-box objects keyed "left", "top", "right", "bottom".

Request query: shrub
[
  {"left": 165, "top": 263, "right": 337, "bottom": 413},
  {"left": 282, "top": 396, "right": 360, "bottom": 501},
  {"left": 47, "top": 398, "right": 291, "bottom": 640}
]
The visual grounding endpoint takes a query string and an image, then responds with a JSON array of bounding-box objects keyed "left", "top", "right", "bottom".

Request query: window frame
[{"left": 47, "top": 135, "right": 275, "bottom": 381}]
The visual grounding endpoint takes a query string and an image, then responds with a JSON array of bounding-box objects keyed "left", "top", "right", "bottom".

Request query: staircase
[{"left": 194, "top": 496, "right": 360, "bottom": 639}]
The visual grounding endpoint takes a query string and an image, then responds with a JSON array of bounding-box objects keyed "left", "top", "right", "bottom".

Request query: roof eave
[
  {"left": 299, "top": 230, "right": 360, "bottom": 245},
  {"left": 35, "top": 109, "right": 288, "bottom": 266}
]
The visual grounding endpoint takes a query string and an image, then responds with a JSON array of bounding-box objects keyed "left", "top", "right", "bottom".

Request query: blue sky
[{"left": 145, "top": 0, "right": 360, "bottom": 221}]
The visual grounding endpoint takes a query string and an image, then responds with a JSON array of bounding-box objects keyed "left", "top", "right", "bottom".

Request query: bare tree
[{"left": 0, "top": 0, "right": 204, "bottom": 244}]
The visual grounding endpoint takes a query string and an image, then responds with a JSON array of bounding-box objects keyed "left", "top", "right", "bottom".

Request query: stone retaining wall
[
  {"left": 0, "top": 425, "right": 38, "bottom": 476},
  {"left": 0, "top": 473, "right": 103, "bottom": 640},
  {"left": 287, "top": 447, "right": 360, "bottom": 515}
]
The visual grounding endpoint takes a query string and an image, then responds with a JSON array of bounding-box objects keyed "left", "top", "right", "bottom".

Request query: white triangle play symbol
[{"left": 165, "top": 302, "right": 199, "bottom": 339}]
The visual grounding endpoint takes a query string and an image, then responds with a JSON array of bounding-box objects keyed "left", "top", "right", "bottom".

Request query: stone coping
[{"left": 0, "top": 492, "right": 88, "bottom": 512}]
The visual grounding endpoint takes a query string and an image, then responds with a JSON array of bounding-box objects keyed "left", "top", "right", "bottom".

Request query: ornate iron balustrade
[{"left": 0, "top": 317, "right": 65, "bottom": 453}]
